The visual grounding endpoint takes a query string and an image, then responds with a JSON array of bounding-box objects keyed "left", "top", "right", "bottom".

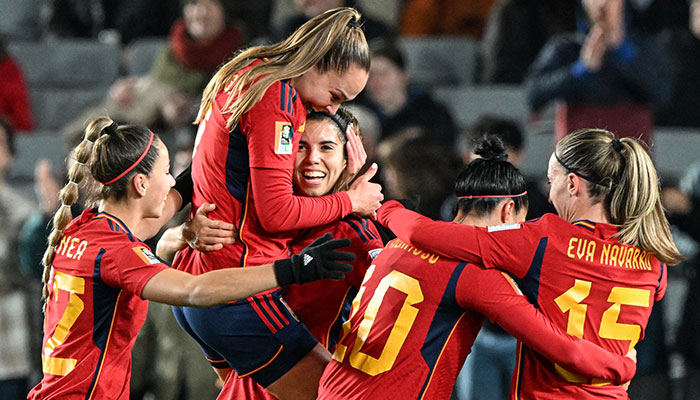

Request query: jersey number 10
[{"left": 333, "top": 265, "right": 424, "bottom": 376}]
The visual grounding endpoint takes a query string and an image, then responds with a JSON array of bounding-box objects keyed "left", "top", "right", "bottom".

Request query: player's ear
[
  {"left": 500, "top": 199, "right": 515, "bottom": 224},
  {"left": 132, "top": 174, "right": 148, "bottom": 197}
]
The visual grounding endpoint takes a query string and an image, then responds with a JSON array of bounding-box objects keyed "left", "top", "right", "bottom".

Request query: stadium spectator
[
  {"left": 524, "top": 0, "right": 673, "bottom": 147},
  {"left": 479, "top": 0, "right": 576, "bottom": 84},
  {"left": 0, "top": 117, "right": 36, "bottom": 399},
  {"left": 377, "top": 127, "right": 461, "bottom": 220},
  {"left": 399, "top": 0, "right": 497, "bottom": 38},
  {"left": 358, "top": 38, "right": 458, "bottom": 146},
  {"left": 0, "top": 36, "right": 33, "bottom": 132},
  {"left": 62, "top": 0, "right": 243, "bottom": 145}
]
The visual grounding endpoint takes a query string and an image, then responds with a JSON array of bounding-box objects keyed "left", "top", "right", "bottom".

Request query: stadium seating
[
  {"left": 8, "top": 39, "right": 119, "bottom": 130},
  {"left": 126, "top": 38, "right": 168, "bottom": 76},
  {"left": 398, "top": 36, "right": 479, "bottom": 89}
]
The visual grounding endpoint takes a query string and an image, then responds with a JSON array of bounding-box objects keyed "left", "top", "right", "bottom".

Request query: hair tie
[
  {"left": 611, "top": 138, "right": 623, "bottom": 153},
  {"left": 74, "top": 159, "right": 86, "bottom": 166},
  {"left": 104, "top": 121, "right": 119, "bottom": 135},
  {"left": 458, "top": 191, "right": 528, "bottom": 200},
  {"left": 67, "top": 180, "right": 79, "bottom": 188},
  {"left": 348, "top": 18, "right": 361, "bottom": 30},
  {"left": 100, "top": 130, "right": 155, "bottom": 185},
  {"left": 83, "top": 137, "right": 95, "bottom": 145}
]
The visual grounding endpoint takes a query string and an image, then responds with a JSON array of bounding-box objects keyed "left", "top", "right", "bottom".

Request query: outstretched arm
[
  {"left": 457, "top": 264, "right": 636, "bottom": 384},
  {"left": 377, "top": 200, "right": 483, "bottom": 262},
  {"left": 143, "top": 234, "right": 355, "bottom": 307}
]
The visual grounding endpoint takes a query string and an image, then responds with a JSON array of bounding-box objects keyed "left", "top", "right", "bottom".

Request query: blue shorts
[{"left": 171, "top": 289, "right": 318, "bottom": 387}]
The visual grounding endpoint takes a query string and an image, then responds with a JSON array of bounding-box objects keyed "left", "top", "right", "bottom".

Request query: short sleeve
[{"left": 100, "top": 244, "right": 169, "bottom": 297}]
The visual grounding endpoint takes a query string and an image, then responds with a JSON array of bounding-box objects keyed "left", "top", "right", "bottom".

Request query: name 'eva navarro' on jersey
[
  {"left": 386, "top": 238, "right": 440, "bottom": 264},
  {"left": 566, "top": 236, "right": 654, "bottom": 271}
]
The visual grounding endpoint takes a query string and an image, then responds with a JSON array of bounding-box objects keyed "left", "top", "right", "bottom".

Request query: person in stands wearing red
[
  {"left": 377, "top": 129, "right": 682, "bottom": 398},
  {"left": 0, "top": 36, "right": 33, "bottom": 132}
]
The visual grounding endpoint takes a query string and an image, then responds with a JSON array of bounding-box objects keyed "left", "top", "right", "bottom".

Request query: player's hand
[
  {"left": 273, "top": 233, "right": 355, "bottom": 285},
  {"left": 622, "top": 348, "right": 637, "bottom": 391},
  {"left": 184, "top": 203, "right": 237, "bottom": 251},
  {"left": 347, "top": 163, "right": 383, "bottom": 218},
  {"left": 345, "top": 124, "right": 367, "bottom": 180}
]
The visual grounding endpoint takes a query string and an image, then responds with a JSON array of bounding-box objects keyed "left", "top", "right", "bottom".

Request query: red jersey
[
  {"left": 378, "top": 202, "right": 666, "bottom": 399},
  {"left": 318, "top": 238, "right": 636, "bottom": 400},
  {"left": 175, "top": 60, "right": 352, "bottom": 275},
  {"left": 28, "top": 209, "right": 168, "bottom": 400},
  {"left": 217, "top": 217, "right": 384, "bottom": 400}
]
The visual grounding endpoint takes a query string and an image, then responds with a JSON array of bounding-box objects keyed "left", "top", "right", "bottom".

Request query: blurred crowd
[{"left": 1, "top": 0, "right": 699, "bottom": 399}]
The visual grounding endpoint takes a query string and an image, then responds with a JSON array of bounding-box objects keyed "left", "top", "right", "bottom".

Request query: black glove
[
  {"left": 173, "top": 163, "right": 193, "bottom": 211},
  {"left": 274, "top": 233, "right": 355, "bottom": 286}
]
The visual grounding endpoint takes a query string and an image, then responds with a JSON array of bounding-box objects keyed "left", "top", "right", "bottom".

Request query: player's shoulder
[
  {"left": 255, "top": 79, "right": 301, "bottom": 116},
  {"left": 340, "top": 216, "right": 382, "bottom": 243}
]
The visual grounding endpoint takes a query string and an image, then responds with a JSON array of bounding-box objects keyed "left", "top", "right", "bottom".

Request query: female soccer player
[
  {"left": 27, "top": 118, "right": 355, "bottom": 400},
  {"left": 161, "top": 108, "right": 384, "bottom": 399},
  {"left": 171, "top": 7, "right": 382, "bottom": 399},
  {"left": 377, "top": 129, "right": 682, "bottom": 398}
]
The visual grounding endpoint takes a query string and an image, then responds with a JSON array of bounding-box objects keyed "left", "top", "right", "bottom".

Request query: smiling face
[
  {"left": 290, "top": 63, "right": 368, "bottom": 115},
  {"left": 142, "top": 140, "right": 175, "bottom": 218},
  {"left": 294, "top": 119, "right": 346, "bottom": 197}
]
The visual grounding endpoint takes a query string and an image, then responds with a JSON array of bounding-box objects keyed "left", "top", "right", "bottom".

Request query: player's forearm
[
  {"left": 493, "top": 304, "right": 635, "bottom": 383},
  {"left": 185, "top": 266, "right": 277, "bottom": 307},
  {"left": 251, "top": 167, "right": 351, "bottom": 232},
  {"left": 155, "top": 225, "right": 187, "bottom": 264}
]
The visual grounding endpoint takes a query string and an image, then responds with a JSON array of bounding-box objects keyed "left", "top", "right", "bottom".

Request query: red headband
[
  {"left": 457, "top": 190, "right": 528, "bottom": 200},
  {"left": 101, "top": 130, "right": 155, "bottom": 185}
]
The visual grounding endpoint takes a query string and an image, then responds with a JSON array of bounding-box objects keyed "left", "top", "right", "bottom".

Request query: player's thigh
[
  {"left": 181, "top": 290, "right": 319, "bottom": 387},
  {"left": 265, "top": 343, "right": 331, "bottom": 400}
]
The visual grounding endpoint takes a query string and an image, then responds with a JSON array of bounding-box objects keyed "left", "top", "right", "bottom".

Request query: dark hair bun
[{"left": 473, "top": 135, "right": 508, "bottom": 162}]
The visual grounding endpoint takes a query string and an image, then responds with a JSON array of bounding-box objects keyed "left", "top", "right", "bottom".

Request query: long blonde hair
[
  {"left": 41, "top": 117, "right": 161, "bottom": 309},
  {"left": 195, "top": 7, "right": 370, "bottom": 130},
  {"left": 555, "top": 129, "right": 683, "bottom": 265}
]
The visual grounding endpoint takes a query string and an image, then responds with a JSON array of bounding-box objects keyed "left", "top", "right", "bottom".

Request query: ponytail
[
  {"left": 196, "top": 7, "right": 369, "bottom": 130},
  {"left": 555, "top": 129, "right": 683, "bottom": 265},
  {"left": 610, "top": 139, "right": 683, "bottom": 265},
  {"left": 41, "top": 118, "right": 109, "bottom": 310}
]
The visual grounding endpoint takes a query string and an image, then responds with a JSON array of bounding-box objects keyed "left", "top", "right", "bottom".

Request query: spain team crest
[{"left": 275, "top": 121, "right": 293, "bottom": 154}]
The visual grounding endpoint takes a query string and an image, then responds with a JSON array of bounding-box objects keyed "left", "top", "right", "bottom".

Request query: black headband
[
  {"left": 554, "top": 151, "right": 617, "bottom": 189},
  {"left": 310, "top": 111, "right": 349, "bottom": 142}
]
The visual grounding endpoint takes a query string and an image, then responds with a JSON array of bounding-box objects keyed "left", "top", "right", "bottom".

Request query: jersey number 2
[
  {"left": 42, "top": 271, "right": 85, "bottom": 376},
  {"left": 333, "top": 266, "right": 424, "bottom": 376}
]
